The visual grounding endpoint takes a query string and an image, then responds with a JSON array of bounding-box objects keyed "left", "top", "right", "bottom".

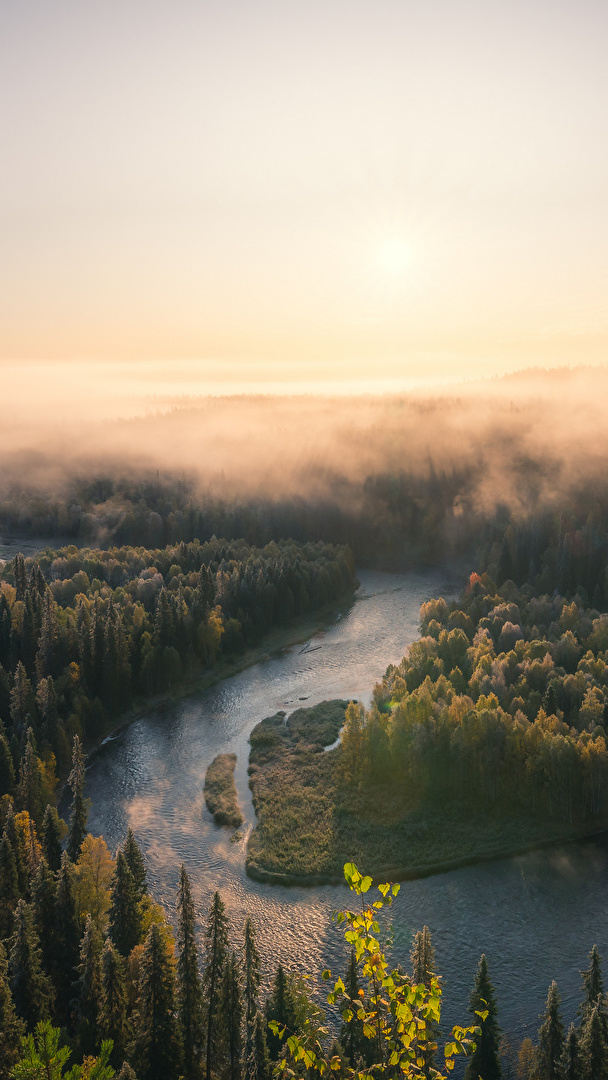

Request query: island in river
[
  {"left": 204, "top": 753, "right": 244, "bottom": 826},
  {"left": 245, "top": 699, "right": 604, "bottom": 885}
]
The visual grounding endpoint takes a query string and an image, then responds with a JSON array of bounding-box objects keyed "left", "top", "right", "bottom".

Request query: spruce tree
[
  {"left": 221, "top": 950, "right": 244, "bottom": 1080},
  {"left": 244, "top": 917, "right": 261, "bottom": 1072},
  {"left": 109, "top": 850, "right": 142, "bottom": 957},
  {"left": 134, "top": 922, "right": 182, "bottom": 1080},
  {"left": 35, "top": 588, "right": 60, "bottom": 682},
  {"left": 248, "top": 1011, "right": 271, "bottom": 1080},
  {"left": 17, "top": 732, "right": 43, "bottom": 823},
  {"left": 8, "top": 899, "right": 54, "bottom": 1028},
  {"left": 54, "top": 851, "right": 82, "bottom": 1020},
  {"left": 0, "top": 733, "right": 15, "bottom": 797},
  {"left": 176, "top": 864, "right": 203, "bottom": 1080},
  {"left": 0, "top": 825, "right": 20, "bottom": 938},
  {"left": 41, "top": 803, "right": 64, "bottom": 872},
  {"left": 410, "top": 925, "right": 435, "bottom": 988},
  {"left": 536, "top": 981, "right": 565, "bottom": 1080},
  {"left": 0, "top": 940, "right": 25, "bottom": 1080},
  {"left": 410, "top": 925, "right": 438, "bottom": 1074},
  {"left": 465, "top": 954, "right": 501, "bottom": 1080},
  {"left": 9, "top": 662, "right": 36, "bottom": 731},
  {"left": 32, "top": 856, "right": 57, "bottom": 984},
  {"left": 123, "top": 828, "right": 147, "bottom": 899},
  {"left": 266, "top": 964, "right": 297, "bottom": 1060},
  {"left": 203, "top": 891, "right": 229, "bottom": 1080},
  {"left": 13, "top": 552, "right": 27, "bottom": 603},
  {"left": 340, "top": 950, "right": 367, "bottom": 1067},
  {"left": 99, "top": 939, "right": 128, "bottom": 1065},
  {"left": 579, "top": 1000, "right": 608, "bottom": 1080},
  {"left": 4, "top": 798, "right": 29, "bottom": 896},
  {"left": 75, "top": 914, "right": 103, "bottom": 1057},
  {"left": 563, "top": 1023, "right": 581, "bottom": 1080},
  {"left": 67, "top": 735, "right": 88, "bottom": 862},
  {"left": 115, "top": 1065, "right": 138, "bottom": 1080},
  {"left": 580, "top": 945, "right": 607, "bottom": 1032}
]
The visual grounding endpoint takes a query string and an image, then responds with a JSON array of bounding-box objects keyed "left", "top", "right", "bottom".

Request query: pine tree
[
  {"left": 221, "top": 950, "right": 244, "bottom": 1080},
  {"left": 537, "top": 981, "right": 565, "bottom": 1080},
  {"left": 8, "top": 899, "right": 54, "bottom": 1028},
  {"left": 41, "top": 803, "right": 64, "bottom": 872},
  {"left": 465, "top": 954, "right": 501, "bottom": 1080},
  {"left": 67, "top": 735, "right": 88, "bottom": 862},
  {"left": 99, "top": 939, "right": 127, "bottom": 1065},
  {"left": 54, "top": 851, "right": 82, "bottom": 1022},
  {"left": 123, "top": 828, "right": 147, "bottom": 899},
  {"left": 563, "top": 1023, "right": 581, "bottom": 1080},
  {"left": 109, "top": 850, "right": 142, "bottom": 957},
  {"left": 244, "top": 917, "right": 261, "bottom": 1072},
  {"left": 75, "top": 915, "right": 103, "bottom": 1057},
  {"left": 176, "top": 865, "right": 203, "bottom": 1080},
  {"left": 203, "top": 891, "right": 229, "bottom": 1080},
  {"left": 579, "top": 1000, "right": 608, "bottom": 1080},
  {"left": 134, "top": 922, "right": 182, "bottom": 1080},
  {"left": 0, "top": 940, "right": 25, "bottom": 1080},
  {"left": 248, "top": 1011, "right": 271, "bottom": 1080}
]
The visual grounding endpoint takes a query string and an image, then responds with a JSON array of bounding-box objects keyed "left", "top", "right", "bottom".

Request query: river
[{"left": 79, "top": 568, "right": 608, "bottom": 1061}]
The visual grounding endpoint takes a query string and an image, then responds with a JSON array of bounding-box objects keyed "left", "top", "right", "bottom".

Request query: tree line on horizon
[{"left": 2, "top": 440, "right": 608, "bottom": 597}]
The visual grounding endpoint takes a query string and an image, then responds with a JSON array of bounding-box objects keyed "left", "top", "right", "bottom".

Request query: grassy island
[
  {"left": 204, "top": 753, "right": 244, "bottom": 827},
  {"left": 246, "top": 701, "right": 600, "bottom": 885}
]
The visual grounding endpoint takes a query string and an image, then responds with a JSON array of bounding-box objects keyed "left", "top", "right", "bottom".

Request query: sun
[{"left": 376, "top": 236, "right": 413, "bottom": 276}]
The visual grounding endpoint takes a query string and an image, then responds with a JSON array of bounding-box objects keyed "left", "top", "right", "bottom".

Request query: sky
[{"left": 1, "top": 0, "right": 607, "bottom": 389}]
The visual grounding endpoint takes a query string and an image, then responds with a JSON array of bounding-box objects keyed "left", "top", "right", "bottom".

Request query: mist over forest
[{"left": 3, "top": 365, "right": 608, "bottom": 586}]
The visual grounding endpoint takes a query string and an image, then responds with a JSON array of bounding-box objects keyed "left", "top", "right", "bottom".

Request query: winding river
[{"left": 79, "top": 569, "right": 608, "bottom": 1058}]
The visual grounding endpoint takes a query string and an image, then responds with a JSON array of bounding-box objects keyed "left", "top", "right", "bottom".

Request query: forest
[
  {"left": 0, "top": 538, "right": 355, "bottom": 797},
  {"left": 1, "top": 759, "right": 606, "bottom": 1080}
]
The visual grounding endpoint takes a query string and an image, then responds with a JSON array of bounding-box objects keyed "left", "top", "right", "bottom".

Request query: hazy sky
[{"left": 2, "top": 0, "right": 607, "bottom": 385}]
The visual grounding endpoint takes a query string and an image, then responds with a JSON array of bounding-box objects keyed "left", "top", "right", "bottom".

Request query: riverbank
[
  {"left": 246, "top": 700, "right": 608, "bottom": 886},
  {"left": 82, "top": 592, "right": 356, "bottom": 770}
]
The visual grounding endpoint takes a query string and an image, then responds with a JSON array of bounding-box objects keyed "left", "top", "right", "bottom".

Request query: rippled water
[{"left": 79, "top": 569, "right": 608, "bottom": 1057}]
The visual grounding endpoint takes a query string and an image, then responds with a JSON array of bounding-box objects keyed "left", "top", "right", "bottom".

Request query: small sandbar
[{"left": 204, "top": 753, "right": 244, "bottom": 827}]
